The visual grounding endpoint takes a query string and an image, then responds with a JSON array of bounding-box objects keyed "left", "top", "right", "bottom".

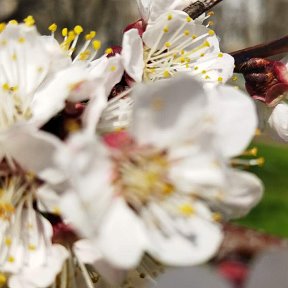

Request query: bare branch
[
  {"left": 231, "top": 35, "right": 288, "bottom": 72},
  {"left": 183, "top": 0, "right": 223, "bottom": 19}
]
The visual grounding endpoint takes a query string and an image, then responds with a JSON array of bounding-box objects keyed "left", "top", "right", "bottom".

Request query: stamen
[{"left": 24, "top": 15, "right": 35, "bottom": 27}]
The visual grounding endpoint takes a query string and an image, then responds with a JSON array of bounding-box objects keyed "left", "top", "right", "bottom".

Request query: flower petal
[
  {"left": 97, "top": 198, "right": 148, "bottom": 269},
  {"left": 130, "top": 76, "right": 207, "bottom": 148},
  {"left": 207, "top": 85, "right": 258, "bottom": 158},
  {"left": 122, "top": 29, "right": 144, "bottom": 82}
]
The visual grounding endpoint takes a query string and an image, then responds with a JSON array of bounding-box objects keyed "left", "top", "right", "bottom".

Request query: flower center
[
  {"left": 115, "top": 150, "right": 174, "bottom": 209},
  {"left": 143, "top": 13, "right": 224, "bottom": 83}
]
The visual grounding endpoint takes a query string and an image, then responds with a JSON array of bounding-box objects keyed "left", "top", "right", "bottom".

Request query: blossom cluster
[{"left": 0, "top": 0, "right": 282, "bottom": 287}]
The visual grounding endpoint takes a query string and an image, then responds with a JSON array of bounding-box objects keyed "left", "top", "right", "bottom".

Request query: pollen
[
  {"left": 256, "top": 157, "right": 265, "bottom": 166},
  {"left": 202, "top": 70, "right": 207, "bottom": 74},
  {"left": 85, "top": 31, "right": 96, "bottom": 40},
  {"left": 208, "top": 21, "right": 214, "bottom": 26},
  {"left": 192, "top": 34, "right": 197, "bottom": 39},
  {"left": 212, "top": 212, "right": 222, "bottom": 222},
  {"left": 179, "top": 203, "right": 195, "bottom": 216},
  {"left": 105, "top": 47, "right": 113, "bottom": 55},
  {"left": 163, "top": 26, "right": 169, "bottom": 33},
  {"left": 232, "top": 75, "right": 238, "bottom": 81},
  {"left": 208, "top": 30, "right": 215, "bottom": 36},
  {"left": 218, "top": 53, "right": 223, "bottom": 58},
  {"left": 93, "top": 40, "right": 102, "bottom": 50},
  {"left": 5, "top": 237, "right": 12, "bottom": 247},
  {"left": 0, "top": 273, "right": 6, "bottom": 285},
  {"left": 7, "top": 256, "right": 15, "bottom": 263},
  {"left": 200, "top": 53, "right": 205, "bottom": 57},
  {"left": 18, "top": 37, "right": 26, "bottom": 43},
  {"left": 79, "top": 50, "right": 91, "bottom": 60},
  {"left": 163, "top": 70, "right": 170, "bottom": 78},
  {"left": 48, "top": 23, "right": 57, "bottom": 32},
  {"left": 165, "top": 42, "right": 171, "bottom": 48},
  {"left": 8, "top": 20, "right": 18, "bottom": 25},
  {"left": 167, "top": 14, "right": 173, "bottom": 20},
  {"left": 194, "top": 66, "right": 199, "bottom": 70},
  {"left": 2, "top": 83, "right": 10, "bottom": 91},
  {"left": 208, "top": 11, "right": 215, "bottom": 16},
  {"left": 218, "top": 76, "right": 223, "bottom": 83},
  {"left": 52, "top": 206, "right": 62, "bottom": 215},
  {"left": 74, "top": 25, "right": 83, "bottom": 35},
  {"left": 186, "top": 16, "right": 192, "bottom": 22},
  {"left": 62, "top": 28, "right": 68, "bottom": 37},
  {"left": 0, "top": 23, "right": 6, "bottom": 32},
  {"left": 28, "top": 244, "right": 36, "bottom": 251},
  {"left": 24, "top": 15, "right": 35, "bottom": 26},
  {"left": 110, "top": 65, "right": 117, "bottom": 72},
  {"left": 184, "top": 30, "right": 190, "bottom": 36}
]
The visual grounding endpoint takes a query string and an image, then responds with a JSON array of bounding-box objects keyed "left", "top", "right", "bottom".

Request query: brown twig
[
  {"left": 231, "top": 35, "right": 288, "bottom": 73},
  {"left": 183, "top": 0, "right": 223, "bottom": 19}
]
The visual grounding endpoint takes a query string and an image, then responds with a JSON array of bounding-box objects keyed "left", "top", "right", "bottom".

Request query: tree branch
[
  {"left": 231, "top": 35, "right": 288, "bottom": 72},
  {"left": 183, "top": 0, "right": 223, "bottom": 19}
]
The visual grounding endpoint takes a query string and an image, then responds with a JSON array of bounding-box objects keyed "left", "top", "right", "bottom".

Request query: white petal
[
  {"left": 221, "top": 169, "right": 263, "bottom": 219},
  {"left": 31, "top": 65, "right": 91, "bottom": 127},
  {"left": 136, "top": 0, "right": 151, "bottom": 21},
  {"left": 207, "top": 85, "right": 258, "bottom": 158},
  {"left": 2, "top": 127, "right": 65, "bottom": 183},
  {"left": 122, "top": 29, "right": 144, "bottom": 82},
  {"left": 146, "top": 204, "right": 223, "bottom": 265},
  {"left": 130, "top": 76, "right": 207, "bottom": 148},
  {"left": 9, "top": 245, "right": 69, "bottom": 288},
  {"left": 268, "top": 102, "right": 288, "bottom": 142},
  {"left": 97, "top": 198, "right": 148, "bottom": 269}
]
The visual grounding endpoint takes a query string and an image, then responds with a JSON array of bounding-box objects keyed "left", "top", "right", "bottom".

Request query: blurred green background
[{"left": 236, "top": 141, "right": 288, "bottom": 238}]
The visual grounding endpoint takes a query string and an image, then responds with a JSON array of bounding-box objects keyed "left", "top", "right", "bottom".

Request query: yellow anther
[
  {"left": 205, "top": 75, "right": 210, "bottom": 79},
  {"left": 28, "top": 244, "right": 36, "bottom": 251},
  {"left": 200, "top": 53, "right": 205, "bottom": 57},
  {"left": 202, "top": 70, "right": 207, "bottom": 74},
  {"left": 8, "top": 20, "right": 18, "bottom": 25},
  {"left": 208, "top": 30, "right": 215, "bottom": 36},
  {"left": 208, "top": 21, "right": 214, "bottom": 26},
  {"left": 194, "top": 66, "right": 199, "bottom": 70},
  {"left": 5, "top": 238, "right": 12, "bottom": 247},
  {"left": 0, "top": 273, "right": 6, "bottom": 285},
  {"left": 179, "top": 203, "right": 195, "bottom": 216},
  {"left": 212, "top": 212, "right": 222, "bottom": 222},
  {"left": 208, "top": 11, "right": 215, "bottom": 16},
  {"left": 257, "top": 157, "right": 265, "bottom": 166},
  {"left": 24, "top": 15, "right": 35, "bottom": 27},
  {"left": 232, "top": 75, "right": 238, "bottom": 81},
  {"left": 64, "top": 119, "right": 80, "bottom": 134},
  {"left": 79, "top": 50, "right": 91, "bottom": 60},
  {"left": 11, "top": 53, "right": 17, "bottom": 61},
  {"left": 74, "top": 25, "right": 83, "bottom": 35},
  {"left": 192, "top": 34, "right": 197, "bottom": 39},
  {"left": 218, "top": 76, "right": 223, "bottom": 83},
  {"left": 92, "top": 40, "right": 102, "bottom": 50},
  {"left": 184, "top": 30, "right": 190, "bottom": 36},
  {"left": 85, "top": 31, "right": 96, "bottom": 40},
  {"left": 18, "top": 37, "right": 25, "bottom": 43},
  {"left": 180, "top": 57, "right": 185, "bottom": 63},
  {"left": 52, "top": 207, "right": 61, "bottom": 215},
  {"left": 0, "top": 23, "right": 6, "bottom": 32},
  {"left": 165, "top": 42, "right": 171, "bottom": 48},
  {"left": 8, "top": 256, "right": 15, "bottom": 263},
  {"left": 255, "top": 128, "right": 261, "bottom": 136},
  {"left": 243, "top": 147, "right": 258, "bottom": 157},
  {"left": 204, "top": 40, "right": 210, "bottom": 47},
  {"left": 167, "top": 14, "right": 173, "bottom": 20},
  {"left": 48, "top": 23, "right": 57, "bottom": 32},
  {"left": 163, "top": 70, "right": 170, "bottom": 78},
  {"left": 151, "top": 98, "right": 165, "bottom": 111},
  {"left": 180, "top": 49, "right": 185, "bottom": 55},
  {"left": 163, "top": 26, "right": 169, "bottom": 33},
  {"left": 110, "top": 65, "right": 117, "bottom": 72},
  {"left": 218, "top": 53, "right": 223, "bottom": 58},
  {"left": 186, "top": 16, "right": 192, "bottom": 22},
  {"left": 2, "top": 83, "right": 10, "bottom": 91},
  {"left": 62, "top": 28, "right": 68, "bottom": 37},
  {"left": 105, "top": 47, "right": 113, "bottom": 54}
]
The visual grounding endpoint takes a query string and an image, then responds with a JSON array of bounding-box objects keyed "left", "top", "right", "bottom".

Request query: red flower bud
[{"left": 239, "top": 58, "right": 288, "bottom": 106}]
